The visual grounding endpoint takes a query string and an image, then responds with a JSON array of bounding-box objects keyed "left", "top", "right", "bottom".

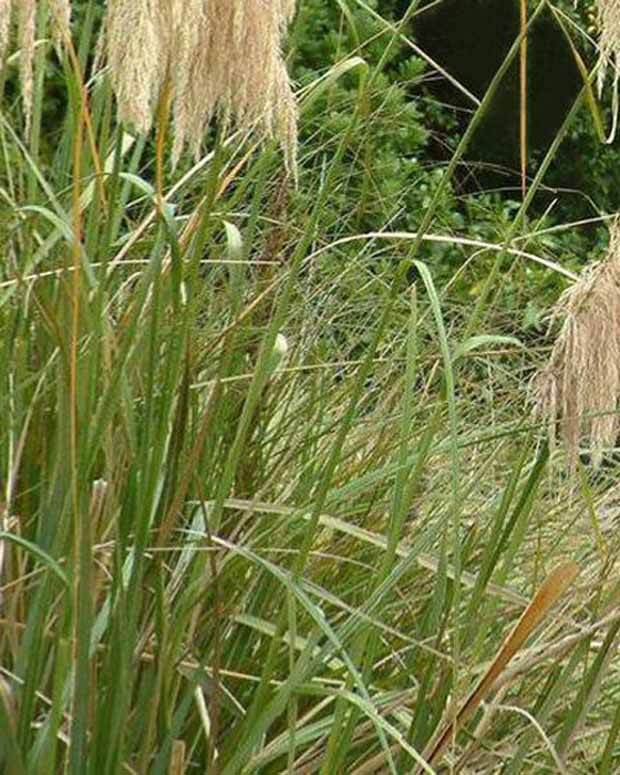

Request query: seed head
[
  {"left": 597, "top": 0, "right": 620, "bottom": 89},
  {"left": 1, "top": 0, "right": 71, "bottom": 132},
  {"left": 596, "top": 0, "right": 620, "bottom": 140},
  {"left": 104, "top": 0, "right": 169, "bottom": 134},
  {"left": 0, "top": 0, "right": 12, "bottom": 67},
  {"left": 48, "top": 0, "right": 71, "bottom": 55},
  {"left": 534, "top": 218, "right": 620, "bottom": 468},
  {"left": 18, "top": 0, "right": 35, "bottom": 135},
  {"left": 103, "top": 0, "right": 298, "bottom": 171},
  {"left": 2, "top": 1, "right": 297, "bottom": 169}
]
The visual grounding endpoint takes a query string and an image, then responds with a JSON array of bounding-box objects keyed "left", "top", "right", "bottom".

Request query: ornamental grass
[
  {"left": 596, "top": 0, "right": 620, "bottom": 139},
  {"left": 1, "top": 0, "right": 297, "bottom": 168},
  {"left": 534, "top": 219, "right": 620, "bottom": 468}
]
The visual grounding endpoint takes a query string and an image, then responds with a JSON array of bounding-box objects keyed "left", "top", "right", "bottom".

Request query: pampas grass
[
  {"left": 597, "top": 0, "right": 620, "bottom": 90},
  {"left": 596, "top": 0, "right": 620, "bottom": 140},
  {"left": 5, "top": 3, "right": 620, "bottom": 771},
  {"left": 534, "top": 218, "right": 620, "bottom": 468},
  {"left": 17, "top": 0, "right": 36, "bottom": 134},
  {"left": 0, "top": 0, "right": 71, "bottom": 133},
  {"left": 0, "top": 0, "right": 11, "bottom": 66},
  {"left": 49, "top": 0, "right": 71, "bottom": 53},
  {"left": 0, "top": 0, "right": 297, "bottom": 169},
  {"left": 167, "top": 0, "right": 298, "bottom": 168},
  {"left": 104, "top": 0, "right": 169, "bottom": 135}
]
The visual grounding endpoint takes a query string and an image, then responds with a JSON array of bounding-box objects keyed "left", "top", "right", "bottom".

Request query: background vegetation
[{"left": 2, "top": 0, "right": 620, "bottom": 772}]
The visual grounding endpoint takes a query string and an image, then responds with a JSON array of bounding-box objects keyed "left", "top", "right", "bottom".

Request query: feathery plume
[
  {"left": 534, "top": 218, "right": 620, "bottom": 468},
  {"left": 48, "top": 0, "right": 71, "bottom": 54},
  {"left": 2, "top": 0, "right": 71, "bottom": 131},
  {"left": 104, "top": 0, "right": 168, "bottom": 134},
  {"left": 0, "top": 0, "right": 12, "bottom": 66},
  {"left": 17, "top": 0, "right": 35, "bottom": 134},
  {"left": 104, "top": 0, "right": 298, "bottom": 171},
  {"left": 597, "top": 0, "right": 620, "bottom": 90},
  {"left": 1, "top": 1, "right": 298, "bottom": 169},
  {"left": 596, "top": 0, "right": 620, "bottom": 140}
]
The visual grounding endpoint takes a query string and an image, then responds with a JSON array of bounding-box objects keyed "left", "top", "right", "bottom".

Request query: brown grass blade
[
  {"left": 168, "top": 740, "right": 186, "bottom": 775},
  {"left": 423, "top": 561, "right": 580, "bottom": 769}
]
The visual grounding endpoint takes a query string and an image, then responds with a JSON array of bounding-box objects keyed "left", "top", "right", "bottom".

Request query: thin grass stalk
[
  {"left": 520, "top": 0, "right": 528, "bottom": 196},
  {"left": 199, "top": 108, "right": 364, "bottom": 545},
  {"left": 219, "top": 101, "right": 376, "bottom": 774},
  {"left": 223, "top": 369, "right": 451, "bottom": 772},
  {"left": 68, "top": 55, "right": 91, "bottom": 775},
  {"left": 0, "top": 683, "right": 25, "bottom": 775},
  {"left": 463, "top": 438, "right": 531, "bottom": 644},
  {"left": 365, "top": 0, "right": 424, "bottom": 86},
  {"left": 243, "top": 539, "right": 444, "bottom": 774},
  {"left": 321, "top": 263, "right": 458, "bottom": 774},
  {"left": 349, "top": 0, "right": 480, "bottom": 106},
  {"left": 496, "top": 449, "right": 548, "bottom": 592},
  {"left": 456, "top": 11, "right": 603, "bottom": 343},
  {"left": 223, "top": 11, "right": 548, "bottom": 769},
  {"left": 317, "top": 287, "right": 420, "bottom": 773},
  {"left": 598, "top": 700, "right": 620, "bottom": 773},
  {"left": 464, "top": 79, "right": 587, "bottom": 339},
  {"left": 286, "top": 586, "right": 299, "bottom": 774},
  {"left": 404, "top": 0, "right": 548, "bottom": 271},
  {"left": 555, "top": 619, "right": 620, "bottom": 758},
  {"left": 422, "top": 563, "right": 579, "bottom": 771},
  {"left": 196, "top": 492, "right": 223, "bottom": 774},
  {"left": 502, "top": 639, "right": 592, "bottom": 774}
]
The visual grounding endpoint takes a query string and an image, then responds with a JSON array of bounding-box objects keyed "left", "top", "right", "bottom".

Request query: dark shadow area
[{"left": 409, "top": 0, "right": 583, "bottom": 196}]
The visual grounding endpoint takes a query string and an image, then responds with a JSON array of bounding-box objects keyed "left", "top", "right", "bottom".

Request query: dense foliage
[
  {"left": 2, "top": 2, "right": 620, "bottom": 773},
  {"left": 289, "top": 0, "right": 620, "bottom": 331}
]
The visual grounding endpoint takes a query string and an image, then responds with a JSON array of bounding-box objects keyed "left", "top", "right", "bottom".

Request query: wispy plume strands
[
  {"left": 1, "top": 0, "right": 71, "bottom": 134},
  {"left": 534, "top": 219, "right": 620, "bottom": 469},
  {"left": 17, "top": 0, "right": 36, "bottom": 135},
  {"left": 165, "top": 0, "right": 298, "bottom": 170},
  {"left": 1, "top": 1, "right": 297, "bottom": 170},
  {"left": 596, "top": 0, "right": 620, "bottom": 140},
  {"left": 0, "top": 0, "right": 12, "bottom": 67},
  {"left": 98, "top": 0, "right": 298, "bottom": 170}
]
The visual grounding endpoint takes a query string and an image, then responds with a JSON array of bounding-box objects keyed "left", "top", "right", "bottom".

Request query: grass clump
[{"left": 2, "top": 1, "right": 620, "bottom": 773}]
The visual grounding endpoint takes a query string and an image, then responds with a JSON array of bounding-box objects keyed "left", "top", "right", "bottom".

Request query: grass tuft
[{"left": 1, "top": 2, "right": 620, "bottom": 773}]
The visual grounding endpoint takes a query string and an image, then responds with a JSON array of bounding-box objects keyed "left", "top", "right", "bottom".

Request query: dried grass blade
[
  {"left": 423, "top": 561, "right": 580, "bottom": 769},
  {"left": 168, "top": 740, "right": 186, "bottom": 775}
]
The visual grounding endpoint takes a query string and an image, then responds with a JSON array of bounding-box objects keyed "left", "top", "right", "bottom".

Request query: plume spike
[{"left": 534, "top": 218, "right": 620, "bottom": 469}]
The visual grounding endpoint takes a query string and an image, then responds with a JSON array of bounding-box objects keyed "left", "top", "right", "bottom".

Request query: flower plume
[
  {"left": 596, "top": 0, "right": 620, "bottom": 140},
  {"left": 0, "top": 0, "right": 71, "bottom": 134},
  {"left": 0, "top": 0, "right": 12, "bottom": 67},
  {"left": 104, "top": 0, "right": 298, "bottom": 170},
  {"left": 1, "top": 0, "right": 298, "bottom": 170},
  {"left": 534, "top": 218, "right": 620, "bottom": 468}
]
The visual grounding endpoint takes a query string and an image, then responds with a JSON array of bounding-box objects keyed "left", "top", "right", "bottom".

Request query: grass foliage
[{"left": 2, "top": 1, "right": 620, "bottom": 773}]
